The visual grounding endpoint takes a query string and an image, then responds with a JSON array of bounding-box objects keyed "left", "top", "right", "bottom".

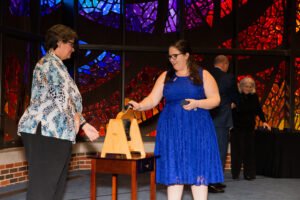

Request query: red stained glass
[
  {"left": 237, "top": 61, "right": 287, "bottom": 129},
  {"left": 82, "top": 66, "right": 164, "bottom": 137},
  {"left": 222, "top": 0, "right": 284, "bottom": 50},
  {"left": 297, "top": 0, "right": 300, "bottom": 32},
  {"left": 221, "top": 0, "right": 248, "bottom": 18},
  {"left": 221, "top": 0, "right": 232, "bottom": 18},
  {"left": 185, "top": 0, "right": 214, "bottom": 29},
  {"left": 4, "top": 55, "right": 22, "bottom": 120},
  {"left": 294, "top": 58, "right": 300, "bottom": 130}
]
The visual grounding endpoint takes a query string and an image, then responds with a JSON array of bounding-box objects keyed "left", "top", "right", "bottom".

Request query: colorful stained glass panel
[
  {"left": 9, "top": 0, "right": 30, "bottom": 16},
  {"left": 236, "top": 58, "right": 287, "bottom": 129},
  {"left": 185, "top": 0, "right": 214, "bottom": 29},
  {"left": 40, "top": 0, "right": 62, "bottom": 16},
  {"left": 126, "top": 1, "right": 158, "bottom": 33},
  {"left": 78, "top": 0, "right": 121, "bottom": 29}
]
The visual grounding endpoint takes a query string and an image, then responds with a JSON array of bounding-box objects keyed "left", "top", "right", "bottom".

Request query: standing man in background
[{"left": 208, "top": 55, "right": 238, "bottom": 193}]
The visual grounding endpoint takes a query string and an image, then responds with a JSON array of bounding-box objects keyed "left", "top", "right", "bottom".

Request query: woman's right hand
[
  {"left": 263, "top": 122, "right": 271, "bottom": 131},
  {"left": 128, "top": 100, "right": 141, "bottom": 111},
  {"left": 82, "top": 123, "right": 99, "bottom": 141}
]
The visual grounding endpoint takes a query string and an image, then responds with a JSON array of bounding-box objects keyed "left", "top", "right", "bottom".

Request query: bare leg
[
  {"left": 191, "top": 185, "right": 208, "bottom": 200},
  {"left": 167, "top": 185, "right": 184, "bottom": 200}
]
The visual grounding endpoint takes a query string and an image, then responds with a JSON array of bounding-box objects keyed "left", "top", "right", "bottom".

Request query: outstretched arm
[{"left": 129, "top": 71, "right": 166, "bottom": 111}]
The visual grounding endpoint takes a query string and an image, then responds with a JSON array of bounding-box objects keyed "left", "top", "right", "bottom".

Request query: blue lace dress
[{"left": 154, "top": 68, "right": 224, "bottom": 186}]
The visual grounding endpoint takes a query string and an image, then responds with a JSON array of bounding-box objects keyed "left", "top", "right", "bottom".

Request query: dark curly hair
[
  {"left": 45, "top": 24, "right": 78, "bottom": 51},
  {"left": 164, "top": 39, "right": 202, "bottom": 85}
]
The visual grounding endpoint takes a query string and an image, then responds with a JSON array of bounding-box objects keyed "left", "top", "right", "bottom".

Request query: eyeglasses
[
  {"left": 168, "top": 53, "right": 183, "bottom": 60},
  {"left": 67, "top": 41, "right": 75, "bottom": 48}
]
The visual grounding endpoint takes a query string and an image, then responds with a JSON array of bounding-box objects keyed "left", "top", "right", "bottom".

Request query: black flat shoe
[
  {"left": 208, "top": 185, "right": 225, "bottom": 193},
  {"left": 244, "top": 176, "right": 255, "bottom": 181},
  {"left": 211, "top": 183, "right": 226, "bottom": 188}
]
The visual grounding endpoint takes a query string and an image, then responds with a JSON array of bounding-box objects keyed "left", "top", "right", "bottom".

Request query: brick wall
[
  {"left": 0, "top": 161, "right": 28, "bottom": 187},
  {"left": 225, "top": 154, "right": 231, "bottom": 170},
  {"left": 0, "top": 152, "right": 96, "bottom": 188},
  {"left": 69, "top": 152, "right": 96, "bottom": 171}
]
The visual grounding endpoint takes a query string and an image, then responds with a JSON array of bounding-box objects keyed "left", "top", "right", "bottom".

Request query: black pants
[
  {"left": 21, "top": 124, "right": 72, "bottom": 200},
  {"left": 215, "top": 127, "right": 230, "bottom": 169},
  {"left": 230, "top": 128, "right": 256, "bottom": 178}
]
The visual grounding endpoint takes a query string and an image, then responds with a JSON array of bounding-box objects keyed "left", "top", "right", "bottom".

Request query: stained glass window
[
  {"left": 237, "top": 61, "right": 287, "bottom": 129},
  {"left": 265, "top": 61, "right": 288, "bottom": 129},
  {"left": 125, "top": 66, "right": 164, "bottom": 137},
  {"left": 78, "top": 0, "right": 121, "bottom": 29},
  {"left": 221, "top": 0, "right": 232, "bottom": 18},
  {"left": 239, "top": 0, "right": 248, "bottom": 6},
  {"left": 165, "top": 0, "right": 178, "bottom": 33},
  {"left": 82, "top": 91, "right": 121, "bottom": 136},
  {"left": 40, "top": 0, "right": 62, "bottom": 16},
  {"left": 238, "top": 0, "right": 284, "bottom": 50},
  {"left": 126, "top": 1, "right": 158, "bottom": 33},
  {"left": 294, "top": 58, "right": 300, "bottom": 130},
  {"left": 80, "top": 62, "right": 164, "bottom": 137},
  {"left": 222, "top": 0, "right": 284, "bottom": 49},
  {"left": 296, "top": 0, "right": 300, "bottom": 32},
  {"left": 77, "top": 50, "right": 121, "bottom": 94},
  {"left": 9, "top": 0, "right": 30, "bottom": 16},
  {"left": 9, "top": 0, "right": 61, "bottom": 16},
  {"left": 3, "top": 39, "right": 32, "bottom": 144},
  {"left": 185, "top": 0, "right": 214, "bottom": 29},
  {"left": 221, "top": 0, "right": 248, "bottom": 19}
]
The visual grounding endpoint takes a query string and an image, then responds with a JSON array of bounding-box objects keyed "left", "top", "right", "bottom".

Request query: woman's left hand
[
  {"left": 82, "top": 123, "right": 99, "bottom": 141},
  {"left": 182, "top": 99, "right": 199, "bottom": 111},
  {"left": 263, "top": 122, "right": 271, "bottom": 131}
]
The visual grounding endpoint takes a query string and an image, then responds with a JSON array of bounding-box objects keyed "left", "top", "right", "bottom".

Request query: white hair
[{"left": 238, "top": 77, "right": 256, "bottom": 94}]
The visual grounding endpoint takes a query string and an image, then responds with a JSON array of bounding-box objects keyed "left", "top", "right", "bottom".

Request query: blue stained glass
[
  {"left": 77, "top": 50, "right": 121, "bottom": 92},
  {"left": 112, "top": 4, "right": 120, "bottom": 13},
  {"left": 79, "top": 1, "right": 120, "bottom": 14},
  {"left": 40, "top": 45, "right": 47, "bottom": 56},
  {"left": 165, "top": 0, "right": 178, "bottom": 33},
  {"left": 98, "top": 61, "right": 107, "bottom": 67},
  {"left": 114, "top": 55, "right": 121, "bottom": 61},
  {"left": 97, "top": 69, "right": 107, "bottom": 77},
  {"left": 126, "top": 1, "right": 158, "bottom": 33},
  {"left": 79, "top": 0, "right": 120, "bottom": 29},
  {"left": 40, "top": 0, "right": 62, "bottom": 16},
  {"left": 9, "top": 0, "right": 30, "bottom": 16},
  {"left": 78, "top": 40, "right": 91, "bottom": 56},
  {"left": 83, "top": 69, "right": 91, "bottom": 74},
  {"left": 78, "top": 40, "right": 86, "bottom": 45},
  {"left": 78, "top": 67, "right": 91, "bottom": 74},
  {"left": 97, "top": 51, "right": 107, "bottom": 61},
  {"left": 81, "top": 65, "right": 91, "bottom": 70}
]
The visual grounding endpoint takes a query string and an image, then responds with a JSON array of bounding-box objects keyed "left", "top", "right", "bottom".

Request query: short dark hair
[{"left": 45, "top": 24, "right": 78, "bottom": 51}]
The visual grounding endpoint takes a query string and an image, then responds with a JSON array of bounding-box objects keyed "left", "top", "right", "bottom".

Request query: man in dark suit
[{"left": 208, "top": 55, "right": 238, "bottom": 193}]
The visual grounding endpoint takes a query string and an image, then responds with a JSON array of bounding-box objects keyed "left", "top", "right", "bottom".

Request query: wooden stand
[
  {"left": 101, "top": 109, "right": 146, "bottom": 159},
  {"left": 90, "top": 153, "right": 156, "bottom": 200}
]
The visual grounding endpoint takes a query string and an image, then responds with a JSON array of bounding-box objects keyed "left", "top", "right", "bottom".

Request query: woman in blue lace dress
[{"left": 129, "top": 40, "right": 223, "bottom": 200}]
